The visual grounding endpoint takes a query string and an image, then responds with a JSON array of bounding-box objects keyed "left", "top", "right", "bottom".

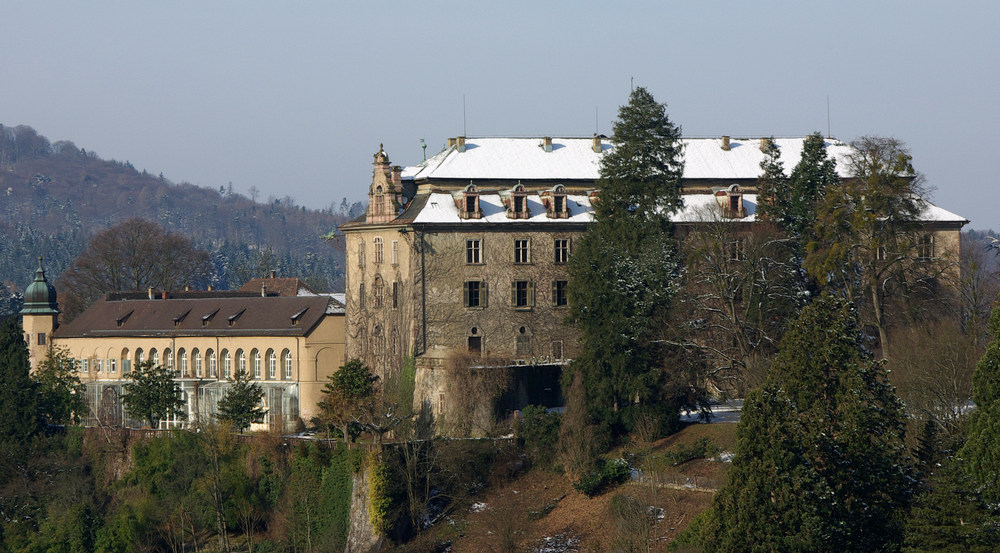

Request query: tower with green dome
[{"left": 19, "top": 257, "right": 60, "bottom": 371}]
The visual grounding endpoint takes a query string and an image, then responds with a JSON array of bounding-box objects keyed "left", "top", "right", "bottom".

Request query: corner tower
[
  {"left": 366, "top": 144, "right": 403, "bottom": 224},
  {"left": 19, "top": 257, "right": 60, "bottom": 371}
]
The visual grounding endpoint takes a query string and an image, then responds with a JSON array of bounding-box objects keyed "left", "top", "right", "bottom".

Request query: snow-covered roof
[
  {"left": 407, "top": 191, "right": 966, "bottom": 226},
  {"left": 403, "top": 137, "right": 856, "bottom": 182},
  {"left": 412, "top": 193, "right": 594, "bottom": 224}
]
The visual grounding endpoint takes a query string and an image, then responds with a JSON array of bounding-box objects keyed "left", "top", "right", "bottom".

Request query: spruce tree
[
  {"left": 755, "top": 136, "right": 788, "bottom": 224},
  {"left": 567, "top": 86, "right": 686, "bottom": 432},
  {"left": 785, "top": 132, "right": 839, "bottom": 242},
  {"left": 216, "top": 368, "right": 266, "bottom": 433},
  {"left": 960, "top": 292, "right": 1000, "bottom": 503},
  {"left": 702, "top": 294, "right": 912, "bottom": 552},
  {"left": 0, "top": 316, "right": 43, "bottom": 441}
]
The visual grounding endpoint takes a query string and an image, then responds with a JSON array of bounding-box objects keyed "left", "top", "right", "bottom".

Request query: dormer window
[
  {"left": 373, "top": 185, "right": 385, "bottom": 216},
  {"left": 202, "top": 308, "right": 219, "bottom": 326},
  {"left": 507, "top": 184, "right": 530, "bottom": 219},
  {"left": 290, "top": 307, "right": 308, "bottom": 325},
  {"left": 227, "top": 308, "right": 246, "bottom": 327},
  {"left": 459, "top": 183, "right": 483, "bottom": 219},
  {"left": 116, "top": 310, "right": 134, "bottom": 328},
  {"left": 542, "top": 185, "right": 570, "bottom": 219},
  {"left": 716, "top": 184, "right": 746, "bottom": 218}
]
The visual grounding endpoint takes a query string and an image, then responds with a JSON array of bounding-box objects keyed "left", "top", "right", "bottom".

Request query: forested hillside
[{"left": 0, "top": 124, "right": 364, "bottom": 316}]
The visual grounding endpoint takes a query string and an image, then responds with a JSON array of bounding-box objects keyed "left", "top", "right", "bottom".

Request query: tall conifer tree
[
  {"left": 567, "top": 87, "right": 686, "bottom": 432},
  {"left": 701, "top": 295, "right": 912, "bottom": 552},
  {"left": 960, "top": 292, "right": 1000, "bottom": 504},
  {"left": 0, "top": 317, "right": 43, "bottom": 441}
]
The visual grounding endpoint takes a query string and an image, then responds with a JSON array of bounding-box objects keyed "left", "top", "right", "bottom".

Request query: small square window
[
  {"left": 37, "top": 333, "right": 46, "bottom": 346},
  {"left": 514, "top": 239, "right": 530, "bottom": 264},
  {"left": 516, "top": 336, "right": 531, "bottom": 357},
  {"left": 917, "top": 234, "right": 934, "bottom": 260},
  {"left": 551, "top": 341, "right": 564, "bottom": 360},
  {"left": 727, "top": 239, "right": 745, "bottom": 261}
]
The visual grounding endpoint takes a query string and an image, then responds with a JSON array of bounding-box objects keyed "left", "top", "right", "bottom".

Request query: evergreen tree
[
  {"left": 216, "top": 368, "right": 266, "bottom": 433},
  {"left": 961, "top": 291, "right": 1000, "bottom": 504},
  {"left": 702, "top": 294, "right": 912, "bottom": 552},
  {"left": 785, "top": 132, "right": 839, "bottom": 241},
  {"left": 904, "top": 455, "right": 1000, "bottom": 552},
  {"left": 755, "top": 135, "right": 788, "bottom": 224},
  {"left": 567, "top": 86, "right": 689, "bottom": 433},
  {"left": 0, "top": 316, "right": 43, "bottom": 441},
  {"left": 121, "top": 361, "right": 186, "bottom": 429},
  {"left": 34, "top": 346, "right": 87, "bottom": 426},
  {"left": 317, "top": 358, "right": 377, "bottom": 443}
]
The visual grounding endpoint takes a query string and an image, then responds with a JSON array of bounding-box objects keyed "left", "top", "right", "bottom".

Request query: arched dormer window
[
  {"left": 459, "top": 183, "right": 483, "bottom": 219},
  {"left": 373, "top": 185, "right": 385, "bottom": 216},
  {"left": 543, "top": 184, "right": 570, "bottom": 219},
  {"left": 507, "top": 183, "right": 530, "bottom": 219}
]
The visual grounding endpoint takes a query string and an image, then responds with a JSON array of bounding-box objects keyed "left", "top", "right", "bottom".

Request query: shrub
[
  {"left": 516, "top": 405, "right": 560, "bottom": 469},
  {"left": 573, "top": 457, "right": 631, "bottom": 497}
]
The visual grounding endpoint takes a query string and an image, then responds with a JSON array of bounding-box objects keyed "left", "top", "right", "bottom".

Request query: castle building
[
  {"left": 20, "top": 270, "right": 346, "bottom": 431},
  {"left": 340, "top": 136, "right": 968, "bottom": 421}
]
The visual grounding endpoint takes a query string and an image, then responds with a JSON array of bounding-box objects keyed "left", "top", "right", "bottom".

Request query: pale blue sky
[{"left": 4, "top": 2, "right": 997, "bottom": 228}]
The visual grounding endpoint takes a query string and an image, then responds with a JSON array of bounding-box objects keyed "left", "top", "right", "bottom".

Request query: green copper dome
[{"left": 20, "top": 257, "right": 60, "bottom": 315}]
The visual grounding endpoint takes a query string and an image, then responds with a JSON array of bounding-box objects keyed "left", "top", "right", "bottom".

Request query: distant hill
[{"left": 0, "top": 124, "right": 364, "bottom": 317}]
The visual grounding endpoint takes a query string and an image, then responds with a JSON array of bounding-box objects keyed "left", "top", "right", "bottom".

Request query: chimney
[
  {"left": 161, "top": 291, "right": 168, "bottom": 299},
  {"left": 391, "top": 165, "right": 402, "bottom": 187},
  {"left": 760, "top": 137, "right": 772, "bottom": 152},
  {"left": 208, "top": 284, "right": 213, "bottom": 291},
  {"left": 457, "top": 136, "right": 466, "bottom": 153},
  {"left": 721, "top": 135, "right": 731, "bottom": 151},
  {"left": 447, "top": 137, "right": 456, "bottom": 148},
  {"left": 269, "top": 270, "right": 276, "bottom": 278},
  {"left": 592, "top": 134, "right": 602, "bottom": 153},
  {"left": 184, "top": 285, "right": 190, "bottom": 291},
  {"left": 542, "top": 136, "right": 553, "bottom": 152},
  {"left": 148, "top": 287, "right": 154, "bottom": 300},
  {"left": 261, "top": 283, "right": 267, "bottom": 297}
]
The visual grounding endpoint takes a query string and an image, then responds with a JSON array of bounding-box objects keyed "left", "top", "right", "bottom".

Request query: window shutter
[
  {"left": 528, "top": 281, "right": 535, "bottom": 306},
  {"left": 511, "top": 282, "right": 517, "bottom": 306},
  {"left": 482, "top": 281, "right": 489, "bottom": 307},
  {"left": 552, "top": 281, "right": 558, "bottom": 306},
  {"left": 463, "top": 281, "right": 470, "bottom": 307}
]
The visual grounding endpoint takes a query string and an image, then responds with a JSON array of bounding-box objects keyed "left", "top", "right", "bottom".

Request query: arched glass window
[
  {"left": 121, "top": 348, "right": 131, "bottom": 373},
  {"left": 150, "top": 348, "right": 158, "bottom": 367},
  {"left": 164, "top": 349, "right": 173, "bottom": 373},
  {"left": 136, "top": 348, "right": 145, "bottom": 366},
  {"left": 222, "top": 349, "right": 232, "bottom": 378},
  {"left": 267, "top": 349, "right": 276, "bottom": 379},
  {"left": 178, "top": 348, "right": 187, "bottom": 376},
  {"left": 282, "top": 349, "right": 292, "bottom": 380},
  {"left": 208, "top": 349, "right": 217, "bottom": 378},
  {"left": 237, "top": 349, "right": 247, "bottom": 375},
  {"left": 252, "top": 349, "right": 261, "bottom": 379},
  {"left": 373, "top": 276, "right": 384, "bottom": 308},
  {"left": 193, "top": 349, "right": 202, "bottom": 377}
]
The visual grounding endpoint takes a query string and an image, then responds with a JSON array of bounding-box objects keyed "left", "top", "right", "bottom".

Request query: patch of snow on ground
[
  {"left": 534, "top": 533, "right": 581, "bottom": 553},
  {"left": 717, "top": 451, "right": 735, "bottom": 462},
  {"left": 470, "top": 502, "right": 487, "bottom": 513}
]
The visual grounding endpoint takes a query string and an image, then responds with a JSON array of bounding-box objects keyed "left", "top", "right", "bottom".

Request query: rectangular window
[
  {"left": 81, "top": 359, "right": 89, "bottom": 373},
  {"left": 357, "top": 242, "right": 365, "bottom": 267},
  {"left": 512, "top": 280, "right": 534, "bottom": 309},
  {"left": 551, "top": 341, "right": 563, "bottom": 360},
  {"left": 514, "top": 239, "right": 530, "bottom": 264},
  {"left": 359, "top": 283, "right": 365, "bottom": 309},
  {"left": 464, "top": 281, "right": 488, "bottom": 308},
  {"left": 466, "top": 239, "right": 482, "bottom": 264},
  {"left": 95, "top": 359, "right": 103, "bottom": 373},
  {"left": 917, "top": 234, "right": 934, "bottom": 260},
  {"left": 109, "top": 358, "right": 117, "bottom": 373},
  {"left": 392, "top": 240, "right": 399, "bottom": 265},
  {"left": 876, "top": 246, "right": 887, "bottom": 261},
  {"left": 392, "top": 281, "right": 399, "bottom": 309},
  {"left": 553, "top": 280, "right": 569, "bottom": 307},
  {"left": 374, "top": 237, "right": 384, "bottom": 264},
  {"left": 554, "top": 238, "right": 570, "bottom": 264},
  {"left": 727, "top": 238, "right": 745, "bottom": 261},
  {"left": 516, "top": 336, "right": 531, "bottom": 356},
  {"left": 468, "top": 336, "right": 482, "bottom": 354},
  {"left": 37, "top": 333, "right": 46, "bottom": 346}
]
